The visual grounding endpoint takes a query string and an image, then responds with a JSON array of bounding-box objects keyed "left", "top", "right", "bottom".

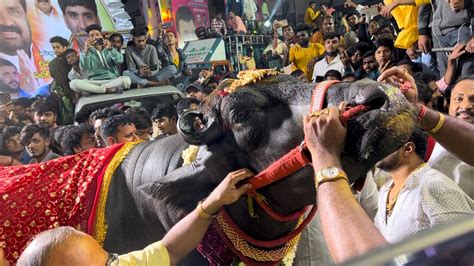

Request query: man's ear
[
  {"left": 404, "top": 142, "right": 415, "bottom": 157},
  {"left": 107, "top": 136, "right": 116, "bottom": 146}
]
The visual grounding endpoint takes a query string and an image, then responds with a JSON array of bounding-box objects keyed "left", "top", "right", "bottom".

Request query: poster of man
[
  {"left": 173, "top": 0, "right": 209, "bottom": 48},
  {"left": 0, "top": 0, "right": 132, "bottom": 99}
]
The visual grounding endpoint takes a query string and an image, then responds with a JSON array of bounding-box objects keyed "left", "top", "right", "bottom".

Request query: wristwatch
[{"left": 315, "top": 167, "right": 348, "bottom": 189}]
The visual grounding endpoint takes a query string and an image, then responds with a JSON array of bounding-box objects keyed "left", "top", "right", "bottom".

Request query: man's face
[
  {"left": 5, "top": 133, "right": 23, "bottom": 154},
  {"left": 229, "top": 11, "right": 235, "bottom": 18},
  {"left": 350, "top": 50, "right": 361, "bottom": 65},
  {"left": 375, "top": 46, "right": 392, "bottom": 67},
  {"left": 362, "top": 55, "right": 377, "bottom": 72},
  {"left": 296, "top": 31, "right": 309, "bottom": 46},
  {"left": 88, "top": 29, "right": 102, "bottom": 41},
  {"left": 0, "top": 65, "right": 20, "bottom": 93},
  {"left": 0, "top": 0, "right": 31, "bottom": 55},
  {"left": 368, "top": 20, "right": 379, "bottom": 36},
  {"left": 110, "top": 36, "right": 123, "bottom": 50},
  {"left": 310, "top": 3, "right": 317, "bottom": 9},
  {"left": 65, "top": 52, "right": 79, "bottom": 66},
  {"left": 324, "top": 37, "right": 339, "bottom": 54},
  {"left": 112, "top": 124, "right": 138, "bottom": 144},
  {"left": 321, "top": 18, "right": 334, "bottom": 34},
  {"left": 34, "top": 111, "right": 56, "bottom": 127},
  {"left": 36, "top": 0, "right": 52, "bottom": 14},
  {"left": 283, "top": 26, "right": 294, "bottom": 43},
  {"left": 154, "top": 116, "right": 177, "bottom": 135},
  {"left": 63, "top": 5, "right": 99, "bottom": 34},
  {"left": 177, "top": 19, "right": 196, "bottom": 47},
  {"left": 135, "top": 127, "right": 152, "bottom": 141},
  {"left": 347, "top": 14, "right": 359, "bottom": 29},
  {"left": 93, "top": 118, "right": 105, "bottom": 148},
  {"left": 74, "top": 132, "right": 96, "bottom": 153},
  {"left": 51, "top": 42, "right": 67, "bottom": 57},
  {"left": 25, "top": 133, "right": 49, "bottom": 159},
  {"left": 186, "top": 89, "right": 204, "bottom": 101},
  {"left": 164, "top": 32, "right": 176, "bottom": 46},
  {"left": 449, "top": 80, "right": 474, "bottom": 124},
  {"left": 133, "top": 35, "right": 147, "bottom": 50}
]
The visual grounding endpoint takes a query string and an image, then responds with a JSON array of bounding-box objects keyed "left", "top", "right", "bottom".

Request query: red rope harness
[{"left": 249, "top": 192, "right": 309, "bottom": 222}]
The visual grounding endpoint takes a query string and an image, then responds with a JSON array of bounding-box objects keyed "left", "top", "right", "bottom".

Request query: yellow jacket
[{"left": 385, "top": 0, "right": 419, "bottom": 49}]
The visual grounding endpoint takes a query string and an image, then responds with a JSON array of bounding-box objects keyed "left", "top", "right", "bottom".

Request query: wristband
[
  {"left": 197, "top": 200, "right": 217, "bottom": 220},
  {"left": 417, "top": 104, "right": 427, "bottom": 123},
  {"left": 427, "top": 112, "right": 445, "bottom": 135}
]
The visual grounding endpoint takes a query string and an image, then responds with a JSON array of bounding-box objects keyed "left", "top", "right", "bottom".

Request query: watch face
[{"left": 322, "top": 167, "right": 339, "bottom": 178}]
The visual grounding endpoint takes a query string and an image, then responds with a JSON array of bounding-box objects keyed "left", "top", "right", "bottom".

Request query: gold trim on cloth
[
  {"left": 224, "top": 69, "right": 279, "bottom": 94},
  {"left": 93, "top": 142, "right": 140, "bottom": 245}
]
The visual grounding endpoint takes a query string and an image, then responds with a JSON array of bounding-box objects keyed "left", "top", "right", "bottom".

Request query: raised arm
[{"left": 162, "top": 169, "right": 253, "bottom": 266}]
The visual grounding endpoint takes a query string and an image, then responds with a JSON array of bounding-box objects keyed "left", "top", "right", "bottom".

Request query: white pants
[{"left": 70, "top": 76, "right": 131, "bottom": 94}]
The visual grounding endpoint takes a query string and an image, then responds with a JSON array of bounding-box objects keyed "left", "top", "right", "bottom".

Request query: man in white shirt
[
  {"left": 374, "top": 129, "right": 473, "bottom": 244},
  {"left": 312, "top": 32, "right": 345, "bottom": 82},
  {"left": 428, "top": 78, "right": 474, "bottom": 198}
]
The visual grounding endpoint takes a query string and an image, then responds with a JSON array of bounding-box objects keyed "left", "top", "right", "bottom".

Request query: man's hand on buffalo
[
  {"left": 202, "top": 169, "right": 254, "bottom": 215},
  {"left": 378, "top": 66, "right": 418, "bottom": 105},
  {"left": 304, "top": 103, "right": 347, "bottom": 171}
]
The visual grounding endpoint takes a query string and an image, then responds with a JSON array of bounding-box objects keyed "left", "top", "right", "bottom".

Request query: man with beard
[
  {"left": 361, "top": 51, "right": 380, "bottom": 80},
  {"left": 124, "top": 28, "right": 163, "bottom": 88},
  {"left": 0, "top": 59, "right": 30, "bottom": 99},
  {"left": 428, "top": 78, "right": 474, "bottom": 198},
  {"left": 289, "top": 29, "right": 325, "bottom": 81},
  {"left": 20, "top": 124, "right": 61, "bottom": 164},
  {"left": 310, "top": 15, "right": 343, "bottom": 46},
  {"left": 31, "top": 97, "right": 59, "bottom": 129},
  {"left": 88, "top": 107, "right": 123, "bottom": 148},
  {"left": 374, "top": 129, "right": 473, "bottom": 244},
  {"left": 0, "top": 0, "right": 49, "bottom": 95},
  {"left": 312, "top": 32, "right": 346, "bottom": 82}
]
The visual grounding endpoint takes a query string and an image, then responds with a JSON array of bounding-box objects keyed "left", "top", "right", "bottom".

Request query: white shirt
[
  {"left": 374, "top": 164, "right": 474, "bottom": 244},
  {"left": 311, "top": 55, "right": 345, "bottom": 82},
  {"left": 429, "top": 143, "right": 474, "bottom": 199}
]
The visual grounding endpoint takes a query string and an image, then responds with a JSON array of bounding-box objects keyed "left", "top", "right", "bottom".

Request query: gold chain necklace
[{"left": 386, "top": 163, "right": 426, "bottom": 217}]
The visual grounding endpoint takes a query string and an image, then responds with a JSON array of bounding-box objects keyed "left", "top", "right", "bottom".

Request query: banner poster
[
  {"left": 0, "top": 0, "right": 133, "bottom": 99},
  {"left": 172, "top": 0, "right": 210, "bottom": 48}
]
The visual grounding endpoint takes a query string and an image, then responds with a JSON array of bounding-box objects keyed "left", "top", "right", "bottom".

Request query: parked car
[{"left": 74, "top": 86, "right": 185, "bottom": 123}]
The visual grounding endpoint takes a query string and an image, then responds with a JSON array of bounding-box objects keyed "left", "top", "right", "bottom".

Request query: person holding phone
[
  {"left": 124, "top": 27, "right": 175, "bottom": 88},
  {"left": 69, "top": 24, "right": 131, "bottom": 95}
]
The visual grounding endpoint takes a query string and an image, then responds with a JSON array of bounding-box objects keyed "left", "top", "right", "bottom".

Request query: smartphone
[
  {"left": 95, "top": 38, "right": 104, "bottom": 46},
  {"left": 0, "top": 93, "right": 11, "bottom": 105},
  {"left": 278, "top": 19, "right": 288, "bottom": 28},
  {"left": 149, "top": 65, "right": 158, "bottom": 71},
  {"left": 161, "top": 22, "right": 173, "bottom": 29},
  {"left": 361, "top": 6, "right": 379, "bottom": 16}
]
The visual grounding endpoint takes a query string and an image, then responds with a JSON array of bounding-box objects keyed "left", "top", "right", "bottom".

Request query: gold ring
[{"left": 310, "top": 109, "right": 329, "bottom": 118}]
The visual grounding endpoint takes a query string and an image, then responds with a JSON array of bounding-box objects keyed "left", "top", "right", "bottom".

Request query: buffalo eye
[{"left": 233, "top": 110, "right": 252, "bottom": 123}]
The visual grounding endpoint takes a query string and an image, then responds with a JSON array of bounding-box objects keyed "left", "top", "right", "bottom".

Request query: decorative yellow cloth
[{"left": 385, "top": 0, "right": 419, "bottom": 49}]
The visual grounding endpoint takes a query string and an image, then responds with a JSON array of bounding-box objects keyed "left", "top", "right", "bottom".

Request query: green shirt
[{"left": 80, "top": 47, "right": 124, "bottom": 80}]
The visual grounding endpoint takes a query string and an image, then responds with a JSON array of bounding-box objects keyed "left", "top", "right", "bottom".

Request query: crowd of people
[{"left": 0, "top": 0, "right": 473, "bottom": 264}]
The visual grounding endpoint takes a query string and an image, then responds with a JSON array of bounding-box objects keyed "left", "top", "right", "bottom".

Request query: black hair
[
  {"left": 176, "top": 98, "right": 201, "bottom": 116},
  {"left": 362, "top": 50, "right": 375, "bottom": 59},
  {"left": 375, "top": 38, "right": 394, "bottom": 51},
  {"left": 130, "top": 28, "right": 148, "bottom": 38},
  {"left": 49, "top": 36, "right": 69, "bottom": 47},
  {"left": 2, "top": 126, "right": 21, "bottom": 150},
  {"left": 324, "top": 70, "right": 342, "bottom": 80},
  {"left": 51, "top": 125, "right": 75, "bottom": 155},
  {"left": 58, "top": 0, "right": 97, "bottom": 16},
  {"left": 0, "top": 58, "right": 16, "bottom": 68},
  {"left": 20, "top": 124, "right": 50, "bottom": 146},
  {"left": 31, "top": 97, "right": 59, "bottom": 116},
  {"left": 151, "top": 103, "right": 177, "bottom": 121},
  {"left": 342, "top": 73, "right": 356, "bottom": 80},
  {"left": 61, "top": 124, "right": 94, "bottom": 156},
  {"left": 124, "top": 107, "right": 152, "bottom": 130},
  {"left": 413, "top": 72, "right": 436, "bottom": 105},
  {"left": 89, "top": 107, "right": 124, "bottom": 121},
  {"left": 290, "top": 69, "right": 305, "bottom": 77},
  {"left": 175, "top": 6, "right": 195, "bottom": 33},
  {"left": 63, "top": 48, "right": 77, "bottom": 57},
  {"left": 355, "top": 42, "right": 373, "bottom": 55},
  {"left": 100, "top": 114, "right": 135, "bottom": 142},
  {"left": 109, "top": 33, "right": 124, "bottom": 43},
  {"left": 85, "top": 24, "right": 102, "bottom": 34},
  {"left": 12, "top": 97, "right": 34, "bottom": 108},
  {"left": 407, "top": 128, "right": 428, "bottom": 159},
  {"left": 323, "top": 32, "right": 340, "bottom": 41},
  {"left": 346, "top": 9, "right": 360, "bottom": 17}
]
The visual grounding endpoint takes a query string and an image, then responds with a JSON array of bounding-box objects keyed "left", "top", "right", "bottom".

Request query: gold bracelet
[
  {"left": 197, "top": 200, "right": 217, "bottom": 220},
  {"left": 427, "top": 112, "right": 445, "bottom": 135}
]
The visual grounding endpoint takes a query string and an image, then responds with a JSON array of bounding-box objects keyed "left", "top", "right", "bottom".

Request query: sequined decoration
[{"left": 0, "top": 143, "right": 127, "bottom": 264}]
